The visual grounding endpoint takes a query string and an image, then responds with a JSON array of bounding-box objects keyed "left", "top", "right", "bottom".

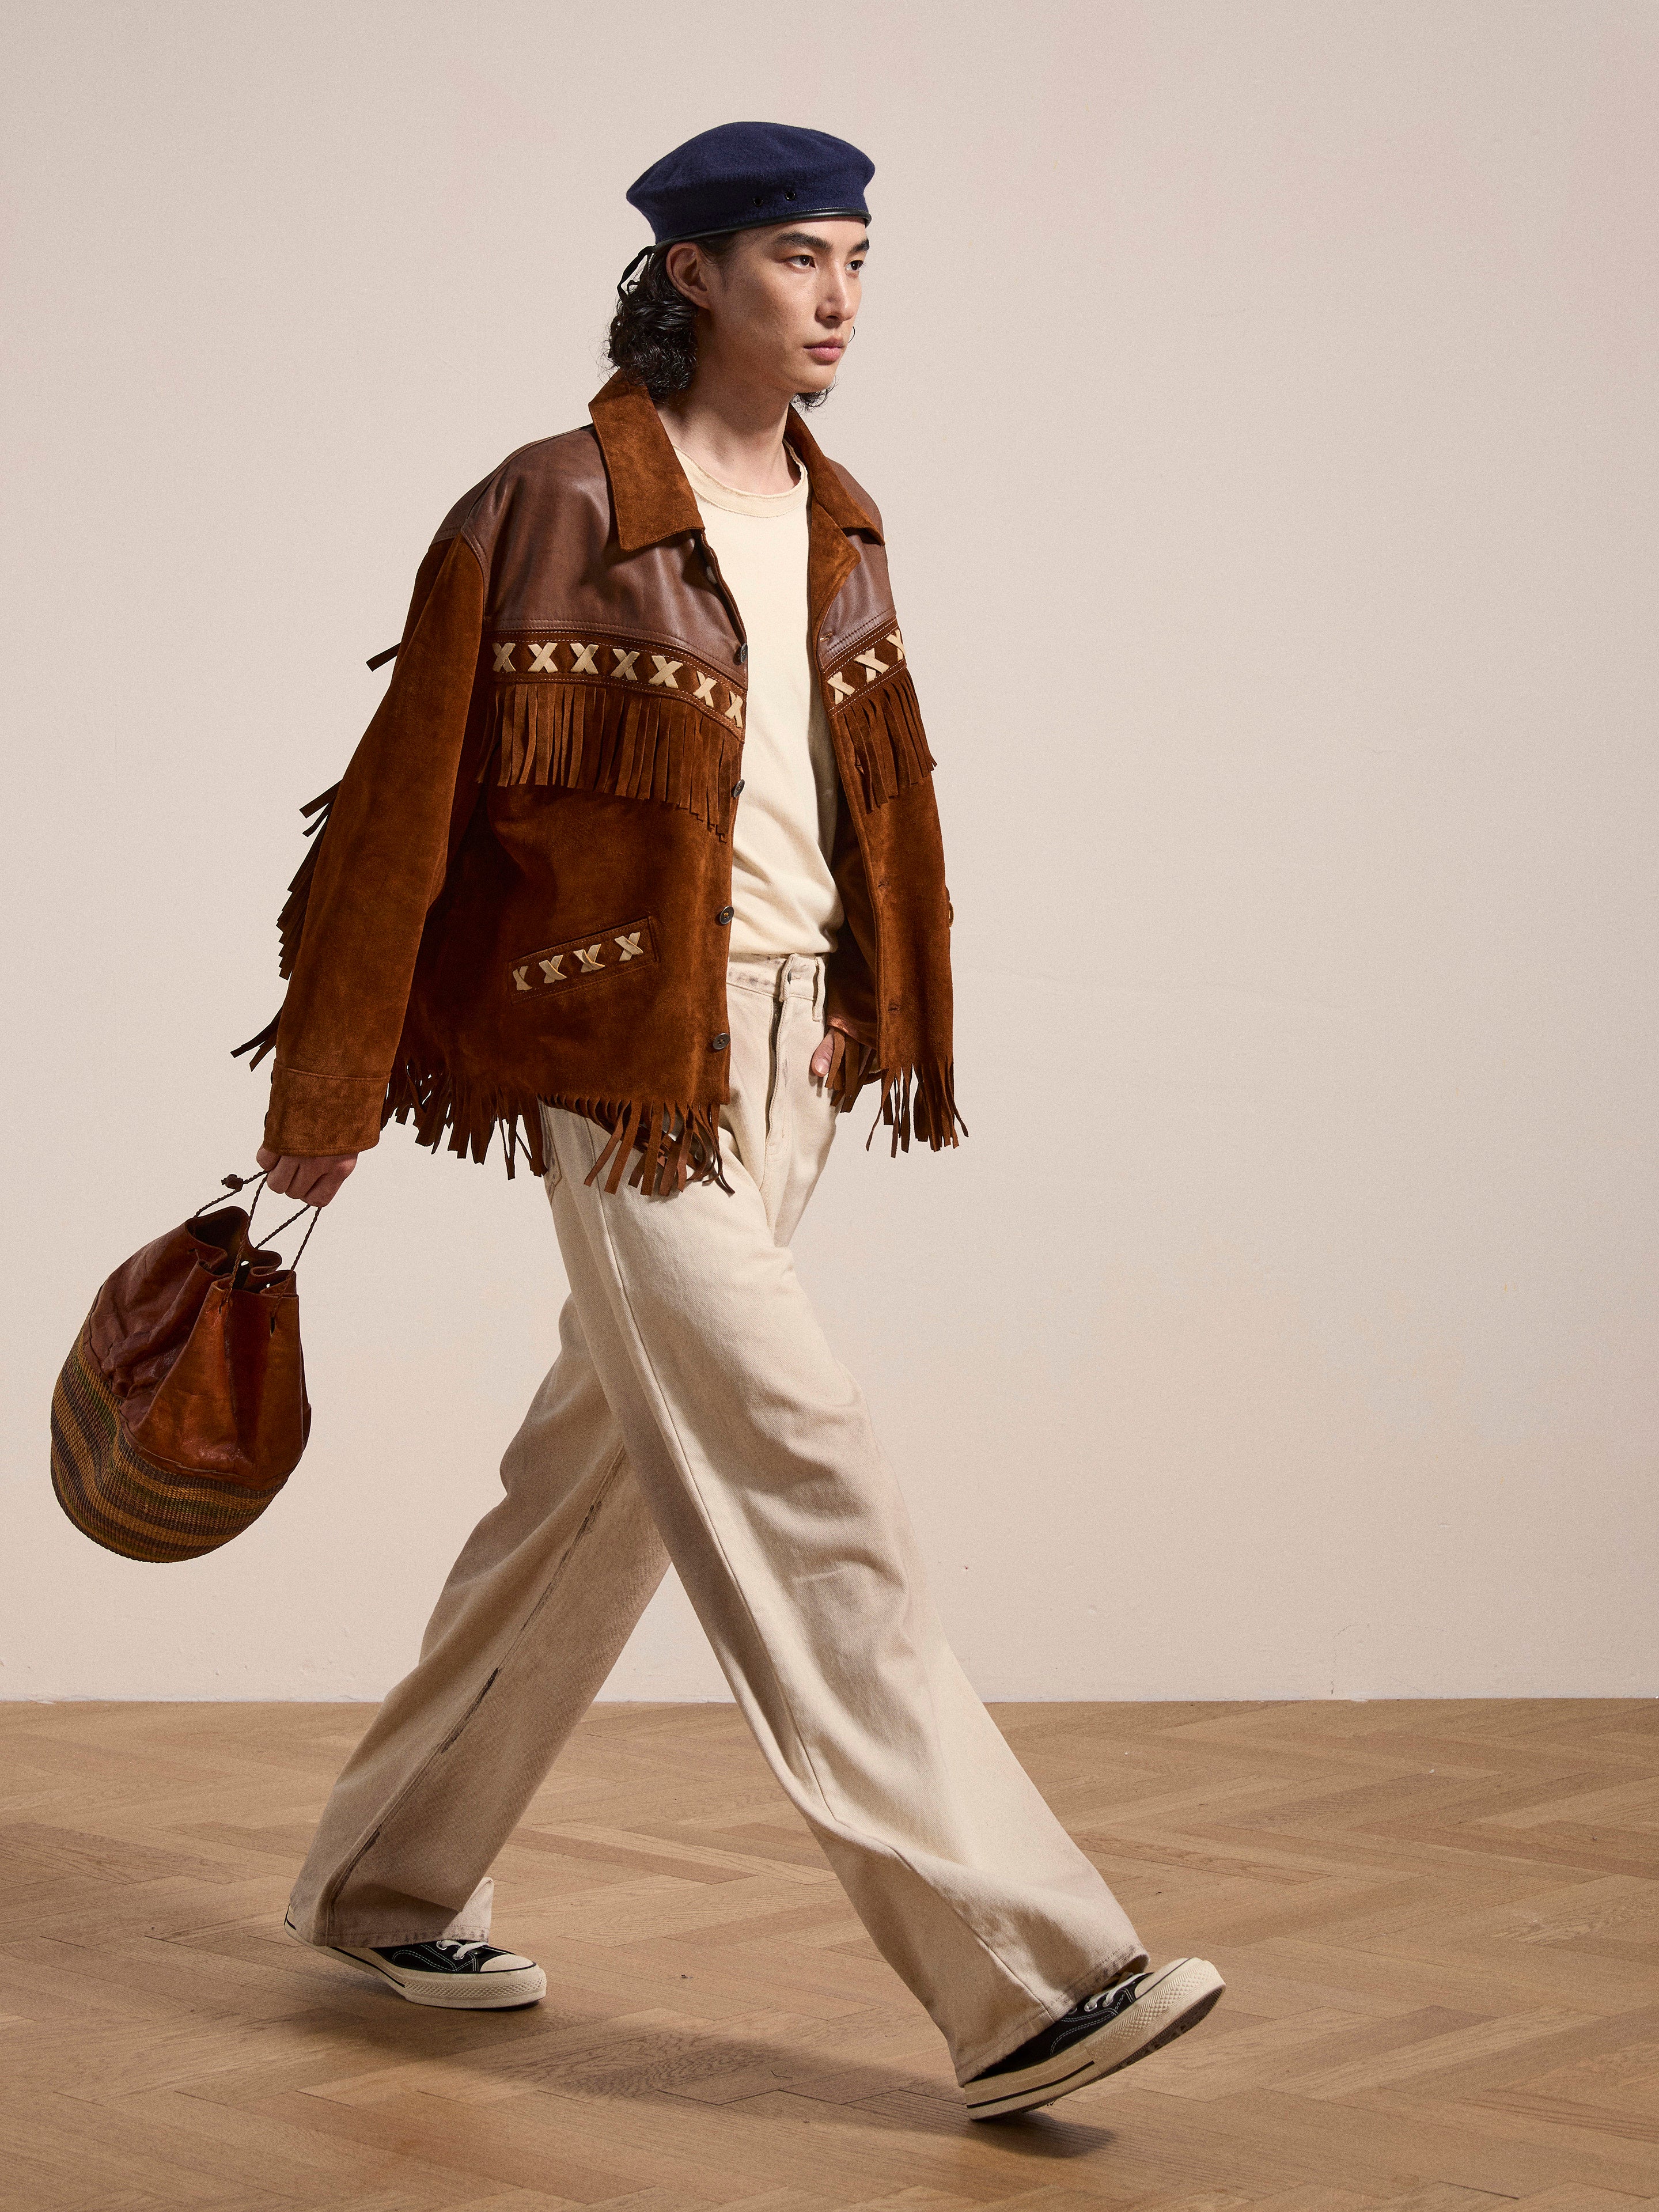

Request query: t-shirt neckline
[{"left": 671, "top": 440, "right": 808, "bottom": 520}]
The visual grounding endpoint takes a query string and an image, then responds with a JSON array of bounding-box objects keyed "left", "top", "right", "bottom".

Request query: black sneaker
[
  {"left": 285, "top": 1912, "right": 546, "bottom": 2009},
  {"left": 964, "top": 1956, "right": 1224, "bottom": 2118}
]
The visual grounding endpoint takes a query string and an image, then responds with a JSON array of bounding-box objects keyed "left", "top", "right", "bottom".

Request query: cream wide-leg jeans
[{"left": 286, "top": 952, "right": 1146, "bottom": 2081}]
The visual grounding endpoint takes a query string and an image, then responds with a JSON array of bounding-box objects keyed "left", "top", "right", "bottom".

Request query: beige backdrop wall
[{"left": 3, "top": 1, "right": 1654, "bottom": 1702}]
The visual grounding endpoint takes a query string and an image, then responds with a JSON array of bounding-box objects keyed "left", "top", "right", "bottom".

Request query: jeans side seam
[{"left": 305, "top": 1435, "right": 632, "bottom": 1944}]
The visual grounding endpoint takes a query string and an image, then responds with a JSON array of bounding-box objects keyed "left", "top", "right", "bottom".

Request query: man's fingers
[
  {"left": 309, "top": 1158, "right": 356, "bottom": 1207},
  {"left": 258, "top": 1153, "right": 358, "bottom": 1207},
  {"left": 292, "top": 1160, "right": 334, "bottom": 1207}
]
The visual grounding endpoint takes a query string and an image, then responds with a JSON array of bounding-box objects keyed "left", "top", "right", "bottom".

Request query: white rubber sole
[
  {"left": 964, "top": 1957, "right": 1225, "bottom": 2119},
  {"left": 283, "top": 1915, "right": 546, "bottom": 2010}
]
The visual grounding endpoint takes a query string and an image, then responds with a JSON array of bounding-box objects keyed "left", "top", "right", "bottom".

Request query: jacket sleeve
[
  {"left": 262, "top": 531, "right": 487, "bottom": 1156},
  {"left": 824, "top": 794, "right": 881, "bottom": 1051}
]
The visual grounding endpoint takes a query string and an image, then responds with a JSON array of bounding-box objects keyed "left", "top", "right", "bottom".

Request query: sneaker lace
[
  {"left": 431, "top": 1938, "right": 488, "bottom": 1961},
  {"left": 1081, "top": 1970, "right": 1146, "bottom": 2016}
]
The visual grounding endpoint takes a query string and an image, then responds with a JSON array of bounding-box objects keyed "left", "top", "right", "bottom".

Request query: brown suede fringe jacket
[{"left": 243, "top": 373, "right": 962, "bottom": 1198}]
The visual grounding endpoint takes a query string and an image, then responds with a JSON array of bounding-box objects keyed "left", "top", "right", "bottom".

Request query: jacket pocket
[{"left": 506, "top": 913, "right": 660, "bottom": 1003}]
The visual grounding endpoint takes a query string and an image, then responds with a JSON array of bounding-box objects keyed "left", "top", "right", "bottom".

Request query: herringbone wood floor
[{"left": 1, "top": 1700, "right": 1656, "bottom": 2210}]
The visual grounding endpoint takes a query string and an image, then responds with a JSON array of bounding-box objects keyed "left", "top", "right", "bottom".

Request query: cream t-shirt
[{"left": 672, "top": 442, "right": 843, "bottom": 959}]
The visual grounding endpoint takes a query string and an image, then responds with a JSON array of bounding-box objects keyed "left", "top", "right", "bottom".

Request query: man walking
[{"left": 251, "top": 120, "right": 1222, "bottom": 2120}]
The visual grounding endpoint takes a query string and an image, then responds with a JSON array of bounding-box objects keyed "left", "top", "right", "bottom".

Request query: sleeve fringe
[
  {"left": 865, "top": 1055, "right": 967, "bottom": 1157},
  {"left": 277, "top": 783, "right": 340, "bottom": 980},
  {"left": 835, "top": 668, "right": 937, "bottom": 812},
  {"left": 231, "top": 782, "right": 341, "bottom": 1071}
]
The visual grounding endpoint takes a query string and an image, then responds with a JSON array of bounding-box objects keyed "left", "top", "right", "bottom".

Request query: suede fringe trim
[
  {"left": 823, "top": 1024, "right": 880, "bottom": 1113},
  {"left": 231, "top": 783, "right": 338, "bottom": 1072},
  {"left": 491, "top": 683, "right": 739, "bottom": 836},
  {"left": 380, "top": 1058, "right": 733, "bottom": 1197},
  {"left": 824, "top": 1031, "right": 965, "bottom": 1156},
  {"left": 867, "top": 1056, "right": 967, "bottom": 1158},
  {"left": 279, "top": 785, "right": 339, "bottom": 979},
  {"left": 232, "top": 1007, "right": 282, "bottom": 1072},
  {"left": 835, "top": 668, "right": 936, "bottom": 812},
  {"left": 382, "top": 1059, "right": 548, "bottom": 1181},
  {"left": 544, "top": 1093, "right": 734, "bottom": 1200}
]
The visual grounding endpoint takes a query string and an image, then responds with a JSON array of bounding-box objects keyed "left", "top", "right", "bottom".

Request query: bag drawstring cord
[{"left": 196, "top": 1170, "right": 323, "bottom": 1287}]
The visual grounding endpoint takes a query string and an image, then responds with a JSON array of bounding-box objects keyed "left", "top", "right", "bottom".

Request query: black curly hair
[{"left": 605, "top": 237, "right": 830, "bottom": 409}]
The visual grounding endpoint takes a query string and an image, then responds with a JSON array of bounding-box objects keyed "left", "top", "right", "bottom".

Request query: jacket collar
[
  {"left": 783, "top": 407, "right": 884, "bottom": 543},
  {"left": 588, "top": 373, "right": 883, "bottom": 553}
]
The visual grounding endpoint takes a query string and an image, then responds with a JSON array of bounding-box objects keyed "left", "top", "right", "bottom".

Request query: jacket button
[
  {"left": 715, "top": 906, "right": 734, "bottom": 925},
  {"left": 732, "top": 778, "right": 745, "bottom": 796},
  {"left": 710, "top": 1033, "right": 730, "bottom": 1051}
]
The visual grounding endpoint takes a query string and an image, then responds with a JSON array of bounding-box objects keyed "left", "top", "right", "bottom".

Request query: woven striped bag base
[{"left": 51, "top": 1321, "right": 288, "bottom": 1563}]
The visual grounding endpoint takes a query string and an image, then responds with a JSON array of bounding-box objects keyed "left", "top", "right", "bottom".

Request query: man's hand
[
  {"left": 810, "top": 1019, "right": 868, "bottom": 1086},
  {"left": 255, "top": 1145, "right": 358, "bottom": 1207}
]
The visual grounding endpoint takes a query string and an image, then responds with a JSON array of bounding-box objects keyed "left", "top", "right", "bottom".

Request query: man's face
[{"left": 671, "top": 218, "right": 868, "bottom": 400}]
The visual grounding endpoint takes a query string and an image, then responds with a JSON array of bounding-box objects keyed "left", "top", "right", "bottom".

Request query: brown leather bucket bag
[{"left": 50, "top": 1176, "right": 317, "bottom": 1562}]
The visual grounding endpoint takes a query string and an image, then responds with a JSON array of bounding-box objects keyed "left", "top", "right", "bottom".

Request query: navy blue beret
[{"left": 626, "top": 121, "right": 873, "bottom": 248}]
